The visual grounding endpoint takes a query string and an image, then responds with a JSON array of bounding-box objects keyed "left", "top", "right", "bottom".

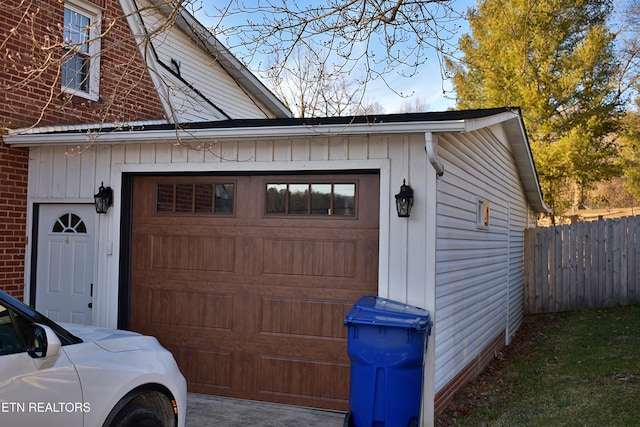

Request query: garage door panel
[
  {"left": 132, "top": 233, "right": 152, "bottom": 271},
  {"left": 171, "top": 347, "right": 233, "bottom": 390},
  {"left": 151, "top": 235, "right": 235, "bottom": 272},
  {"left": 134, "top": 271, "right": 374, "bottom": 293},
  {"left": 136, "top": 217, "right": 372, "bottom": 230},
  {"left": 260, "top": 297, "right": 349, "bottom": 339},
  {"left": 262, "top": 238, "right": 356, "bottom": 277},
  {"left": 148, "top": 289, "right": 234, "bottom": 330},
  {"left": 131, "top": 173, "right": 379, "bottom": 410},
  {"left": 258, "top": 357, "right": 350, "bottom": 401}
]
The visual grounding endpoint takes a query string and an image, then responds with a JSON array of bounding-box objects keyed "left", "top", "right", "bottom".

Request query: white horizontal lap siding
[
  {"left": 434, "top": 128, "right": 528, "bottom": 392},
  {"left": 155, "top": 72, "right": 228, "bottom": 123},
  {"left": 140, "top": 4, "right": 267, "bottom": 120},
  {"left": 507, "top": 192, "right": 529, "bottom": 339}
]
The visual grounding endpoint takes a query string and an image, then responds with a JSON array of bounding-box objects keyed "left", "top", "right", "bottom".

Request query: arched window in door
[{"left": 52, "top": 212, "right": 87, "bottom": 234}]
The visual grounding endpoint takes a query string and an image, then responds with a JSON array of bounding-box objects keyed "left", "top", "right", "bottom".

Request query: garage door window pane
[
  {"left": 311, "top": 184, "right": 331, "bottom": 215},
  {"left": 333, "top": 184, "right": 355, "bottom": 215},
  {"left": 195, "top": 184, "right": 213, "bottom": 213},
  {"left": 266, "top": 184, "right": 287, "bottom": 214},
  {"left": 288, "top": 184, "right": 309, "bottom": 214},
  {"left": 175, "top": 184, "right": 194, "bottom": 213},
  {"left": 215, "top": 184, "right": 234, "bottom": 213},
  {"left": 157, "top": 184, "right": 174, "bottom": 213}
]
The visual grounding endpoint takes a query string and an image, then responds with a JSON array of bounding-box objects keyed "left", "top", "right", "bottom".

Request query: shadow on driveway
[{"left": 186, "top": 393, "right": 346, "bottom": 427}]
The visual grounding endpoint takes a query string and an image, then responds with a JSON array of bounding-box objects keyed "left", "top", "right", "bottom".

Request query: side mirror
[
  {"left": 27, "top": 324, "right": 61, "bottom": 363},
  {"left": 27, "top": 325, "right": 48, "bottom": 358}
]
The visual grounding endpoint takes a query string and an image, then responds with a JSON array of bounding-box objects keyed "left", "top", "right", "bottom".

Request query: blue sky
[
  {"left": 196, "top": 0, "right": 634, "bottom": 114},
  {"left": 196, "top": 0, "right": 477, "bottom": 113},
  {"left": 358, "top": 0, "right": 477, "bottom": 112}
]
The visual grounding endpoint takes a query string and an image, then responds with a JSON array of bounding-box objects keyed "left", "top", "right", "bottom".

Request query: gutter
[{"left": 4, "top": 120, "right": 469, "bottom": 147}]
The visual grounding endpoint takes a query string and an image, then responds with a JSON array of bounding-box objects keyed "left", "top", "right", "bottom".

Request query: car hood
[{"left": 60, "top": 323, "right": 161, "bottom": 352}]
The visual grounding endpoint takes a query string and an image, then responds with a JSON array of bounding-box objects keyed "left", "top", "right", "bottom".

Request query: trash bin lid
[{"left": 344, "top": 296, "right": 431, "bottom": 332}]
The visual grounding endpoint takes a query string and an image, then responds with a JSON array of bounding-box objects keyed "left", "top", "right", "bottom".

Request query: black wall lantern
[
  {"left": 395, "top": 179, "right": 414, "bottom": 218},
  {"left": 94, "top": 182, "right": 113, "bottom": 214}
]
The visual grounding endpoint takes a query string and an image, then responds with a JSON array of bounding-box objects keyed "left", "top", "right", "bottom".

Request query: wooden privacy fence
[{"left": 524, "top": 215, "right": 640, "bottom": 314}]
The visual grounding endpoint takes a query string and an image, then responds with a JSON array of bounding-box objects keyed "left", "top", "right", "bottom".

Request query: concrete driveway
[{"left": 186, "top": 393, "right": 346, "bottom": 427}]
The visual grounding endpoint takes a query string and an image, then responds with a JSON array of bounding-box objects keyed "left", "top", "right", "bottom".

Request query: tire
[
  {"left": 110, "top": 405, "right": 165, "bottom": 427},
  {"left": 343, "top": 411, "right": 354, "bottom": 427}
]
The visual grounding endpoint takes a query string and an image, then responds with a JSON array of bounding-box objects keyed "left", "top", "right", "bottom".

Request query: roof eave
[
  {"left": 3, "top": 120, "right": 468, "bottom": 146},
  {"left": 502, "top": 115, "right": 551, "bottom": 214}
]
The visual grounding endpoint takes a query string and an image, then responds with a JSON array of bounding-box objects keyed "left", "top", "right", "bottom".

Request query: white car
[{"left": 0, "top": 290, "right": 186, "bottom": 427}]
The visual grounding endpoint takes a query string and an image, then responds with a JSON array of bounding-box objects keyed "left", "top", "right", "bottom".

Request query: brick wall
[
  {"left": 1, "top": 0, "right": 166, "bottom": 130},
  {"left": 0, "top": 0, "right": 167, "bottom": 297},
  {"left": 0, "top": 143, "right": 28, "bottom": 299}
]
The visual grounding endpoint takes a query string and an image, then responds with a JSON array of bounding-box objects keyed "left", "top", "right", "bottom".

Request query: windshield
[{"left": 0, "top": 290, "right": 82, "bottom": 346}]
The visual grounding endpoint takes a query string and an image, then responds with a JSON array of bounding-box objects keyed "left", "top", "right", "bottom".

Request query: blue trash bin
[{"left": 343, "top": 296, "right": 432, "bottom": 427}]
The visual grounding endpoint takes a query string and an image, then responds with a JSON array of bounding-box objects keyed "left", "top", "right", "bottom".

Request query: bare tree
[
  {"left": 264, "top": 45, "right": 365, "bottom": 117},
  {"left": 397, "top": 97, "right": 431, "bottom": 113},
  {"left": 202, "top": 0, "right": 463, "bottom": 100},
  {"left": 2, "top": 0, "right": 465, "bottom": 133},
  {"left": 356, "top": 100, "right": 387, "bottom": 115}
]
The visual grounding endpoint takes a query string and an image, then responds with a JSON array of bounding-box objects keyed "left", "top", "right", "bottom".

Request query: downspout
[
  {"left": 425, "top": 132, "right": 445, "bottom": 177},
  {"left": 423, "top": 131, "right": 442, "bottom": 426},
  {"left": 506, "top": 201, "right": 512, "bottom": 344}
]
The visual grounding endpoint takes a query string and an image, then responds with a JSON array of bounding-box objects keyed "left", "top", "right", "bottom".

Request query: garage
[{"left": 129, "top": 172, "right": 379, "bottom": 410}]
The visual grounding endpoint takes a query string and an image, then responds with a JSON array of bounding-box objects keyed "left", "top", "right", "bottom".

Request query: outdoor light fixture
[
  {"left": 94, "top": 182, "right": 113, "bottom": 214},
  {"left": 395, "top": 179, "right": 414, "bottom": 218}
]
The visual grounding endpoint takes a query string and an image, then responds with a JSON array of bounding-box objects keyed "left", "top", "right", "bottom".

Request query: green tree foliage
[
  {"left": 618, "top": 108, "right": 640, "bottom": 200},
  {"left": 447, "top": 0, "right": 624, "bottom": 218}
]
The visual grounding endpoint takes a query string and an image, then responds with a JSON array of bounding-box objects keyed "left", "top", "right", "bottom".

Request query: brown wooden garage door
[{"left": 130, "top": 173, "right": 379, "bottom": 410}]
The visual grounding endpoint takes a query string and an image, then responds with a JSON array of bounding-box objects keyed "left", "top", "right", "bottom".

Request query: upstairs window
[{"left": 62, "top": 1, "right": 101, "bottom": 100}]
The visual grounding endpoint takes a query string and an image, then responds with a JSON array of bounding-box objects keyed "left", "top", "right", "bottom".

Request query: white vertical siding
[{"left": 434, "top": 127, "right": 530, "bottom": 392}]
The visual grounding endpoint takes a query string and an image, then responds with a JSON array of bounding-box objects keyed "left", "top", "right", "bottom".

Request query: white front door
[{"left": 36, "top": 204, "right": 95, "bottom": 325}]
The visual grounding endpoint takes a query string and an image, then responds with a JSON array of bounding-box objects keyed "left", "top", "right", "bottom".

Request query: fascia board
[
  {"left": 501, "top": 115, "right": 551, "bottom": 214},
  {"left": 4, "top": 120, "right": 468, "bottom": 146},
  {"left": 462, "top": 110, "right": 520, "bottom": 132}
]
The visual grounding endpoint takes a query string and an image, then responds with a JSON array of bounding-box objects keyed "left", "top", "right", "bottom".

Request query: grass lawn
[{"left": 437, "top": 304, "right": 640, "bottom": 426}]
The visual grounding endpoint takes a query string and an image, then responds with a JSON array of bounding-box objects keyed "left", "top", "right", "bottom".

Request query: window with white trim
[{"left": 62, "top": 1, "right": 101, "bottom": 100}]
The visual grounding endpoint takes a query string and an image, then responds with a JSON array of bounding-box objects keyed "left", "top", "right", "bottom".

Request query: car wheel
[
  {"left": 110, "top": 405, "right": 165, "bottom": 427},
  {"left": 343, "top": 411, "right": 354, "bottom": 427}
]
